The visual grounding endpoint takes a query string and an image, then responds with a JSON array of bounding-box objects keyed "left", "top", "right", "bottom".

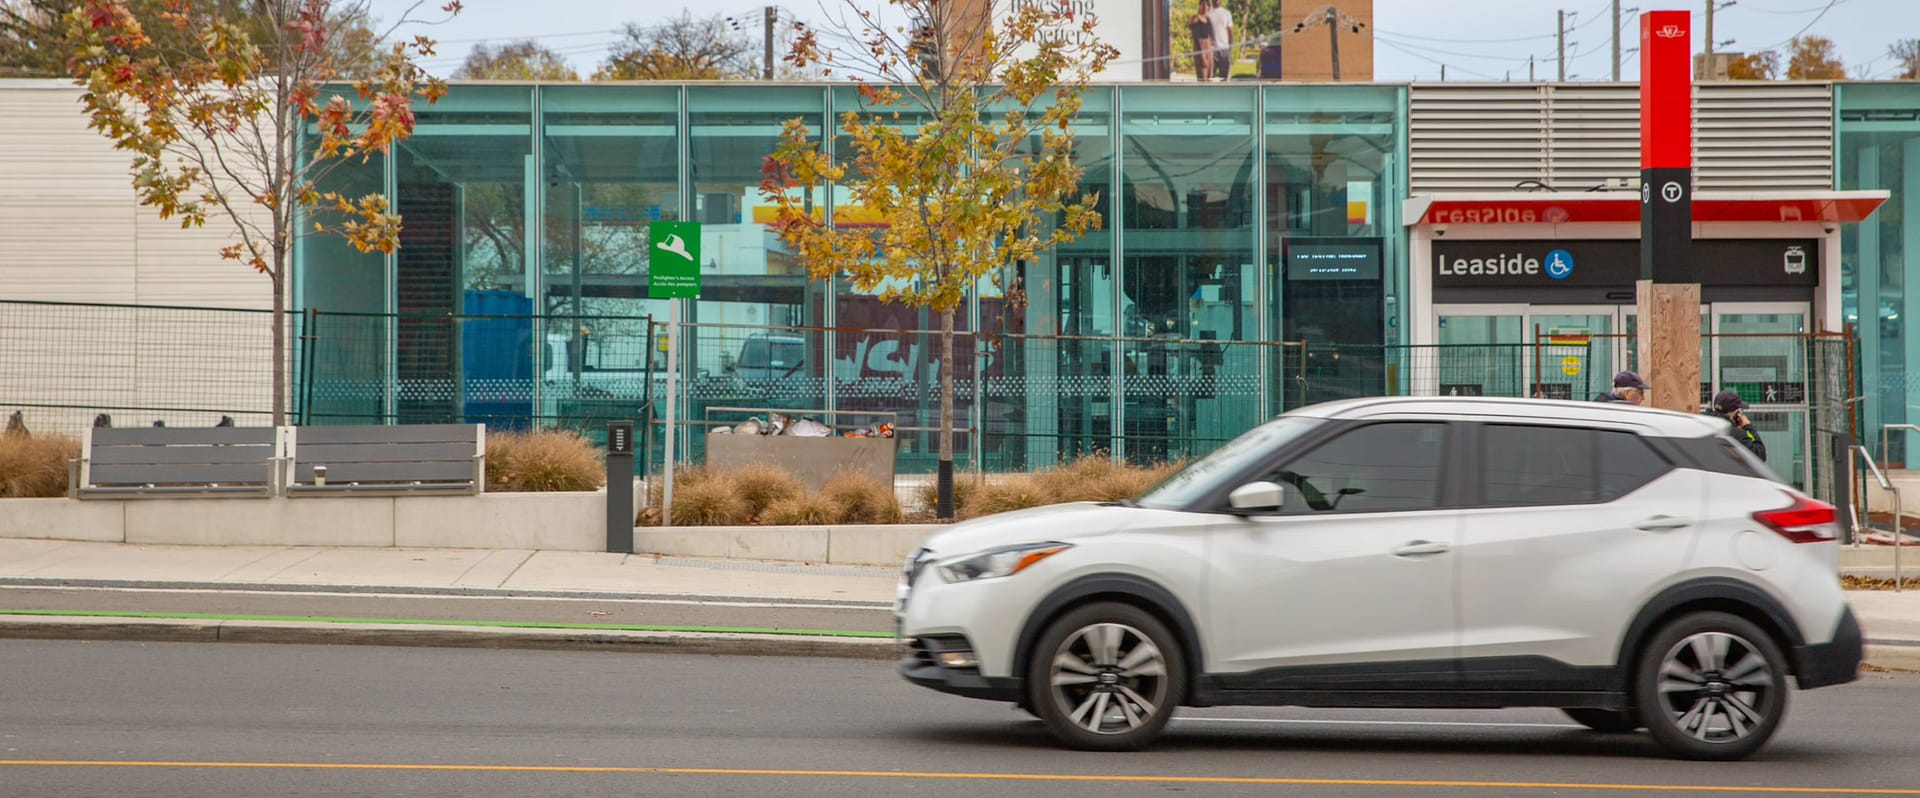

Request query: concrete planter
[
  {"left": 0, "top": 491, "right": 607, "bottom": 552},
  {"left": 0, "top": 497, "right": 126, "bottom": 542},
  {"left": 634, "top": 523, "right": 940, "bottom": 566}
]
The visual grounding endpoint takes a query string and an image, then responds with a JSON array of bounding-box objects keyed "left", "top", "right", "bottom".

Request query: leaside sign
[{"left": 1433, "top": 239, "right": 1818, "bottom": 288}]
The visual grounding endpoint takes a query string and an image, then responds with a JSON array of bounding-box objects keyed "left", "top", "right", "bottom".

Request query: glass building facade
[
  {"left": 293, "top": 82, "right": 1407, "bottom": 471},
  {"left": 1839, "top": 84, "right": 1920, "bottom": 464}
]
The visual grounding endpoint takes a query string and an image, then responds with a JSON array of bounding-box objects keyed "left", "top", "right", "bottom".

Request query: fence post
[{"left": 299, "top": 307, "right": 319, "bottom": 426}]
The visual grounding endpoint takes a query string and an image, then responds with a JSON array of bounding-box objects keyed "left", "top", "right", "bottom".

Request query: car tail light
[{"left": 1752, "top": 492, "right": 1839, "bottom": 544}]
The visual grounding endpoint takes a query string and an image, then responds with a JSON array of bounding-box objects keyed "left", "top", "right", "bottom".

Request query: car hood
[{"left": 918, "top": 502, "right": 1162, "bottom": 558}]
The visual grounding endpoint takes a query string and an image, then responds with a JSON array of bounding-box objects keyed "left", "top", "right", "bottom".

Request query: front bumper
[
  {"left": 897, "top": 635, "right": 1023, "bottom": 702},
  {"left": 1793, "top": 605, "right": 1863, "bottom": 689}
]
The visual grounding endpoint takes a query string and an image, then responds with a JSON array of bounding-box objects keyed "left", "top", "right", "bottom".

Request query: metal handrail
[{"left": 1866, "top": 427, "right": 1915, "bottom": 591}]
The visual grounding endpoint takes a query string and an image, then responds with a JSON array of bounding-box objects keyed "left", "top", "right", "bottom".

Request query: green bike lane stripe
[{"left": 0, "top": 609, "right": 891, "bottom": 639}]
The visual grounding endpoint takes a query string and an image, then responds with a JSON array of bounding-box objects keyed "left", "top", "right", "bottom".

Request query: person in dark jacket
[
  {"left": 1594, "top": 371, "right": 1648, "bottom": 405},
  {"left": 1706, "top": 389, "right": 1767, "bottom": 461}
]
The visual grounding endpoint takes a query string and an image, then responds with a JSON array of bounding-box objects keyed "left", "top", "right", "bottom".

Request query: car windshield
[
  {"left": 1135, "top": 416, "right": 1322, "bottom": 510},
  {"left": 739, "top": 339, "right": 803, "bottom": 369}
]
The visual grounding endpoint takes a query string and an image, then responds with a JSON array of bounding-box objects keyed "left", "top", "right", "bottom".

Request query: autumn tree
[
  {"left": 1723, "top": 51, "right": 1780, "bottom": 80},
  {"left": 66, "top": 0, "right": 456, "bottom": 425},
  {"left": 760, "top": 0, "right": 1116, "bottom": 517},
  {"left": 6, "top": 0, "right": 380, "bottom": 76},
  {"left": 1889, "top": 38, "right": 1920, "bottom": 80},
  {"left": 1785, "top": 35, "right": 1846, "bottom": 80},
  {"left": 453, "top": 38, "right": 576, "bottom": 80},
  {"left": 593, "top": 10, "right": 753, "bottom": 80}
]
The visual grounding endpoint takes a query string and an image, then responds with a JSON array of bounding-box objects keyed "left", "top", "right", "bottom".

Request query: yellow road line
[{"left": 1, "top": 761, "right": 1918, "bottom": 794}]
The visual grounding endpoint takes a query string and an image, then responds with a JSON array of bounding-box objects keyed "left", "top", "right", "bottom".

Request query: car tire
[
  {"left": 1632, "top": 611, "right": 1789, "bottom": 761},
  {"left": 1561, "top": 708, "right": 1641, "bottom": 733},
  {"left": 1025, "top": 602, "right": 1186, "bottom": 752}
]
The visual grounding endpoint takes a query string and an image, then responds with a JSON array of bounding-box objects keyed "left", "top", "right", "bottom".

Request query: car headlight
[{"left": 937, "top": 542, "right": 1072, "bottom": 583}]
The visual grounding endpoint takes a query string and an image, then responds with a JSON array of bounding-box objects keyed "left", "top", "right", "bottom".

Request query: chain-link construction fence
[{"left": 0, "top": 300, "right": 1863, "bottom": 488}]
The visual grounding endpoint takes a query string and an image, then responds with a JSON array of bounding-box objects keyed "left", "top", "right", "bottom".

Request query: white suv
[{"left": 895, "top": 397, "right": 1861, "bottom": 761}]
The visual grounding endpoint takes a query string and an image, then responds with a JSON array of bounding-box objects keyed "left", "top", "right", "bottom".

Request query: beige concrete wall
[{"left": 0, "top": 80, "right": 274, "bottom": 437}]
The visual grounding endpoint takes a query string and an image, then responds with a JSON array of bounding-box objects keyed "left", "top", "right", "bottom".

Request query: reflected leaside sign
[{"left": 1432, "top": 239, "right": 1819, "bottom": 288}]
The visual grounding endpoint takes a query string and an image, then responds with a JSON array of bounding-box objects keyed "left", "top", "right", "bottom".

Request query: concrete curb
[{"left": 0, "top": 615, "right": 897, "bottom": 660}]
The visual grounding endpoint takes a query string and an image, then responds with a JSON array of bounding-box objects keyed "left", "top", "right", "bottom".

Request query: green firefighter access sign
[{"left": 648, "top": 221, "right": 702, "bottom": 299}]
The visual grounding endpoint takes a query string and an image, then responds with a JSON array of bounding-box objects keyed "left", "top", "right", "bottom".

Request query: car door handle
[
  {"left": 1391, "top": 540, "right": 1451, "bottom": 557},
  {"left": 1633, "top": 515, "right": 1693, "bottom": 532}
]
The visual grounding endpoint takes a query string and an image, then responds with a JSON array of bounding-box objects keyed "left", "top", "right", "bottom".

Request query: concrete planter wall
[
  {"left": 0, "top": 491, "right": 607, "bottom": 551},
  {"left": 633, "top": 524, "right": 940, "bottom": 567}
]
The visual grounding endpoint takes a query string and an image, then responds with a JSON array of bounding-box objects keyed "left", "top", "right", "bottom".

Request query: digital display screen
[{"left": 1286, "top": 240, "right": 1382, "bottom": 281}]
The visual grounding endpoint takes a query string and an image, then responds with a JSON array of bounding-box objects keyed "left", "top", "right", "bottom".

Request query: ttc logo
[{"left": 1545, "top": 249, "right": 1574, "bottom": 280}]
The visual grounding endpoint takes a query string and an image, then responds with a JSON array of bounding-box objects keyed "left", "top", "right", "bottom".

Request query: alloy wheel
[{"left": 1047, "top": 622, "right": 1171, "bottom": 736}]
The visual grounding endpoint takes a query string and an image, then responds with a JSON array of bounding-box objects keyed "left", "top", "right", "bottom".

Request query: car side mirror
[{"left": 1228, "top": 481, "right": 1285, "bottom": 514}]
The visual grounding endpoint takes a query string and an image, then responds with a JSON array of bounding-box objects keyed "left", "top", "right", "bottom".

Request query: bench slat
[
  {"left": 92, "top": 427, "right": 275, "bottom": 446},
  {"left": 292, "top": 461, "right": 476, "bottom": 484},
  {"left": 293, "top": 442, "right": 477, "bottom": 464},
  {"left": 90, "top": 445, "right": 276, "bottom": 465},
  {"left": 89, "top": 463, "right": 275, "bottom": 485},
  {"left": 297, "top": 424, "right": 480, "bottom": 445}
]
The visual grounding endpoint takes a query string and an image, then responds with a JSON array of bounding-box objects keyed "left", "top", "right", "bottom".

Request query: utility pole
[
  {"left": 1704, "top": 0, "right": 1715, "bottom": 65},
  {"left": 1441, "top": 64, "right": 1446, "bottom": 81},
  {"left": 1326, "top": 6, "right": 1342, "bottom": 82},
  {"left": 1558, "top": 9, "right": 1568, "bottom": 82},
  {"left": 1611, "top": 0, "right": 1622, "bottom": 81},
  {"left": 1530, "top": 54, "right": 1536, "bottom": 81},
  {"left": 763, "top": 5, "right": 776, "bottom": 80}
]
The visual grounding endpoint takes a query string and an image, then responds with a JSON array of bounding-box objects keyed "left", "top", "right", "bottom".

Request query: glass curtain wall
[
  {"left": 295, "top": 144, "right": 387, "bottom": 425},
  {"left": 390, "top": 86, "right": 534, "bottom": 427},
  {"left": 1004, "top": 87, "right": 1116, "bottom": 471},
  {"left": 683, "top": 87, "right": 827, "bottom": 462},
  {"left": 1265, "top": 85, "right": 1402, "bottom": 408},
  {"left": 1118, "top": 86, "right": 1259, "bottom": 461},
  {"left": 295, "top": 82, "right": 1415, "bottom": 469},
  {"left": 1839, "top": 84, "right": 1920, "bottom": 465},
  {"left": 539, "top": 85, "right": 681, "bottom": 443}
]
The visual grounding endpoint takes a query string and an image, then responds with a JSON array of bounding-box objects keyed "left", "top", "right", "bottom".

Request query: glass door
[
  {"left": 1434, "top": 305, "right": 1525, "bottom": 398},
  {"left": 1710, "top": 303, "right": 1810, "bottom": 490}
]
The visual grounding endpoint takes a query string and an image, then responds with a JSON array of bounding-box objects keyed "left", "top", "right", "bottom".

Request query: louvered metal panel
[{"left": 1410, "top": 82, "right": 1833, "bottom": 194}]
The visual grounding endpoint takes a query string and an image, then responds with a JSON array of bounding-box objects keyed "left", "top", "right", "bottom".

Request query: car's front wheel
[
  {"left": 1026, "top": 602, "right": 1186, "bottom": 752},
  {"left": 1632, "top": 611, "right": 1789, "bottom": 761}
]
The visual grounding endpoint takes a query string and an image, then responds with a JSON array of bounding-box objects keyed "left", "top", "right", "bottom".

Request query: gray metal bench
[
  {"left": 71, "top": 427, "right": 280, "bottom": 498},
  {"left": 286, "top": 424, "right": 484, "bottom": 496}
]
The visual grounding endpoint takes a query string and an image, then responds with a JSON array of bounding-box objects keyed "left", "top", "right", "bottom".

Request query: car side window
[
  {"left": 1483, "top": 425, "right": 1595, "bottom": 506},
  {"left": 1481, "top": 424, "right": 1673, "bottom": 507},
  {"left": 1596, "top": 430, "right": 1672, "bottom": 500},
  {"left": 1264, "top": 422, "right": 1447, "bottom": 515}
]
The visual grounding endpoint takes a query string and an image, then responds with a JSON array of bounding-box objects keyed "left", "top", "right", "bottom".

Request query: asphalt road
[
  {"left": 3, "top": 641, "right": 1918, "bottom": 798},
  {"left": 0, "top": 585, "right": 895, "bottom": 633}
]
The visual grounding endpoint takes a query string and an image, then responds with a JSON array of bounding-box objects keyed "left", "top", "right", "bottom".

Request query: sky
[{"left": 373, "top": 0, "right": 1913, "bottom": 81}]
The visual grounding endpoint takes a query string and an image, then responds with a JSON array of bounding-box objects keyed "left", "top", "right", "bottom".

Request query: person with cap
[
  {"left": 1706, "top": 389, "right": 1767, "bottom": 461},
  {"left": 1594, "top": 371, "right": 1649, "bottom": 405}
]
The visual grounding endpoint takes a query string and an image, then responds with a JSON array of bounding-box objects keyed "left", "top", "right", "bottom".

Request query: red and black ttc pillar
[{"left": 1641, "top": 10, "right": 1692, "bottom": 282}]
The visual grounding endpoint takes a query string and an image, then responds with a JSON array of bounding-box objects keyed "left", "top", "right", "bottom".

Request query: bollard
[{"left": 606, "top": 421, "right": 635, "bottom": 554}]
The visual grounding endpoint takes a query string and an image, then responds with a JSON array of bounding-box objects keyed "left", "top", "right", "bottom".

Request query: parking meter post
[{"left": 606, "top": 421, "right": 635, "bottom": 554}]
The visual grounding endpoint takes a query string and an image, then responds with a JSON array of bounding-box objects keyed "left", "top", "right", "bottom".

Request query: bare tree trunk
[
  {"left": 272, "top": 265, "right": 286, "bottom": 427},
  {"left": 937, "top": 306, "right": 955, "bottom": 519}
]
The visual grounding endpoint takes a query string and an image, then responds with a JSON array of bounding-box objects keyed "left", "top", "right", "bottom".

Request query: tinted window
[
  {"left": 1481, "top": 425, "right": 1673, "bottom": 507},
  {"left": 1597, "top": 431, "right": 1671, "bottom": 500},
  {"left": 1484, "top": 425, "right": 1594, "bottom": 506},
  {"left": 1266, "top": 422, "right": 1446, "bottom": 514}
]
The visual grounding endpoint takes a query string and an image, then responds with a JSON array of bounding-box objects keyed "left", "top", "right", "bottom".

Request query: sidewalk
[{"left": 0, "top": 538, "right": 1915, "bottom": 671}]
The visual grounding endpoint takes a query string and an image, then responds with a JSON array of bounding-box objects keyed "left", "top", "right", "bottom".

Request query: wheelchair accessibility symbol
[{"left": 1545, "top": 249, "right": 1574, "bottom": 280}]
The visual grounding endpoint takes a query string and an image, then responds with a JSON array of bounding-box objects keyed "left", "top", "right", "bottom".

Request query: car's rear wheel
[
  {"left": 1026, "top": 602, "right": 1186, "bottom": 752},
  {"left": 1561, "top": 708, "right": 1641, "bottom": 733},
  {"left": 1633, "top": 611, "right": 1788, "bottom": 761}
]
